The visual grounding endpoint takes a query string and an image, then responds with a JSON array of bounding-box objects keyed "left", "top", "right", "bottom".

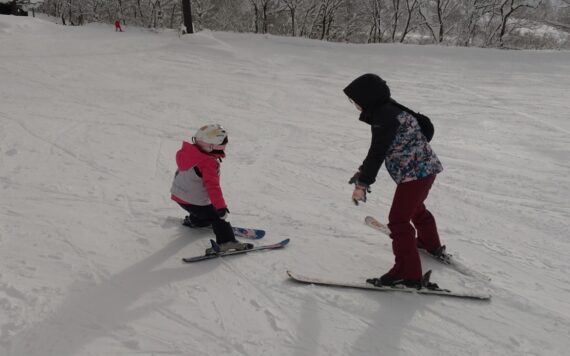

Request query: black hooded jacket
[
  {"left": 344, "top": 74, "right": 435, "bottom": 186},
  {"left": 343, "top": 74, "right": 402, "bottom": 186}
]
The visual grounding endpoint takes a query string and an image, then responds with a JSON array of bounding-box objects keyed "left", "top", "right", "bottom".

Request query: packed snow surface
[{"left": 1, "top": 15, "right": 569, "bottom": 356}]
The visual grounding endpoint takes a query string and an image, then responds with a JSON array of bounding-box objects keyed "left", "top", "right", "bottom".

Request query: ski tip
[
  {"left": 286, "top": 269, "right": 303, "bottom": 280},
  {"left": 281, "top": 238, "right": 291, "bottom": 246},
  {"left": 182, "top": 256, "right": 204, "bottom": 263}
]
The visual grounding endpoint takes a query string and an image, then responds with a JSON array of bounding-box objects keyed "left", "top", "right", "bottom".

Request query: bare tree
[
  {"left": 364, "top": 0, "right": 384, "bottom": 43},
  {"left": 390, "top": 0, "right": 402, "bottom": 42},
  {"left": 249, "top": 0, "right": 276, "bottom": 33},
  {"left": 400, "top": 0, "right": 420, "bottom": 42},
  {"left": 35, "top": 0, "right": 563, "bottom": 49},
  {"left": 418, "top": 0, "right": 460, "bottom": 43},
  {"left": 311, "top": 0, "right": 344, "bottom": 40},
  {"left": 492, "top": 0, "right": 544, "bottom": 47},
  {"left": 297, "top": 0, "right": 319, "bottom": 37},
  {"left": 192, "top": 0, "right": 215, "bottom": 31},
  {"left": 182, "top": 0, "right": 194, "bottom": 33},
  {"left": 418, "top": 1, "right": 437, "bottom": 41},
  {"left": 280, "top": 0, "right": 300, "bottom": 36},
  {"left": 249, "top": 0, "right": 260, "bottom": 32},
  {"left": 558, "top": 0, "right": 570, "bottom": 26},
  {"left": 456, "top": 0, "right": 493, "bottom": 46},
  {"left": 338, "top": 0, "right": 361, "bottom": 41}
]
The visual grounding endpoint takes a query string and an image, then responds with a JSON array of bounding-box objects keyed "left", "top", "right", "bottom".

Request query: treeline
[{"left": 37, "top": 0, "right": 570, "bottom": 49}]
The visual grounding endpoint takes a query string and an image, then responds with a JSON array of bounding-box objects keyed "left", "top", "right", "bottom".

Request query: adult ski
[
  {"left": 364, "top": 216, "right": 489, "bottom": 281},
  {"left": 287, "top": 270, "right": 490, "bottom": 300},
  {"left": 182, "top": 238, "right": 290, "bottom": 263}
]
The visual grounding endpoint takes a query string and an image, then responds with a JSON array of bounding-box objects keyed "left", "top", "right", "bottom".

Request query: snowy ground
[{"left": 1, "top": 15, "right": 569, "bottom": 356}]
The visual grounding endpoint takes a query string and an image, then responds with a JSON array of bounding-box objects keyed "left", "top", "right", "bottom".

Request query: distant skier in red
[{"left": 115, "top": 20, "right": 123, "bottom": 32}]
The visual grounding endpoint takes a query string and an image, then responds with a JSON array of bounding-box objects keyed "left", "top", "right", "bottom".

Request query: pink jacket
[{"left": 170, "top": 142, "right": 227, "bottom": 209}]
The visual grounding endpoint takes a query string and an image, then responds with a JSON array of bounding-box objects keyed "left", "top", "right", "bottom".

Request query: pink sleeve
[
  {"left": 197, "top": 158, "right": 227, "bottom": 209},
  {"left": 176, "top": 149, "right": 193, "bottom": 171}
]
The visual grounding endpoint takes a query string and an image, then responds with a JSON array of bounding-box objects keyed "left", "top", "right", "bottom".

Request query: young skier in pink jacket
[{"left": 171, "top": 124, "right": 252, "bottom": 254}]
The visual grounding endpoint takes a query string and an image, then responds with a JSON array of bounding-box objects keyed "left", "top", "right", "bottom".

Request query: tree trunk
[
  {"left": 437, "top": 0, "right": 444, "bottom": 42},
  {"left": 400, "top": 0, "right": 418, "bottom": 43},
  {"left": 299, "top": 4, "right": 317, "bottom": 37},
  {"left": 68, "top": 0, "right": 73, "bottom": 25},
  {"left": 182, "top": 0, "right": 194, "bottom": 34},
  {"left": 369, "top": 0, "right": 382, "bottom": 43},
  {"left": 498, "top": 7, "right": 510, "bottom": 46},
  {"left": 170, "top": 2, "right": 177, "bottom": 29},
  {"left": 418, "top": 5, "right": 437, "bottom": 42},
  {"left": 252, "top": 3, "right": 259, "bottom": 33},
  {"left": 320, "top": 5, "right": 326, "bottom": 40},
  {"left": 391, "top": 0, "right": 400, "bottom": 42},
  {"left": 287, "top": 6, "right": 296, "bottom": 36},
  {"left": 262, "top": 2, "right": 269, "bottom": 33}
]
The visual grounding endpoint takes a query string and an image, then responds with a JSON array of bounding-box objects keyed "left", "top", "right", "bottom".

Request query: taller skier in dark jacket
[{"left": 344, "top": 73, "right": 444, "bottom": 288}]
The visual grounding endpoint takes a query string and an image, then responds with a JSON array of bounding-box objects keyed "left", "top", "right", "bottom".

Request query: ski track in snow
[{"left": 1, "top": 15, "right": 569, "bottom": 356}]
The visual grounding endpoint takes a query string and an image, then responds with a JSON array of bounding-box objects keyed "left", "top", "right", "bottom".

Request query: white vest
[{"left": 170, "top": 168, "right": 211, "bottom": 206}]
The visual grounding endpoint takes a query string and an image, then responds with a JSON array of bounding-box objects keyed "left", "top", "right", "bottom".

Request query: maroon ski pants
[{"left": 387, "top": 175, "right": 441, "bottom": 281}]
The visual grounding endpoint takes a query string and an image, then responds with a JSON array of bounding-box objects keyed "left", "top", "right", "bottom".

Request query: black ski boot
[
  {"left": 426, "top": 245, "right": 452, "bottom": 264},
  {"left": 366, "top": 273, "right": 422, "bottom": 289},
  {"left": 205, "top": 240, "right": 254, "bottom": 255},
  {"left": 182, "top": 215, "right": 211, "bottom": 228}
]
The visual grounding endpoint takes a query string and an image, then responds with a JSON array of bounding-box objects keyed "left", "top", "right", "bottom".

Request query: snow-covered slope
[{"left": 1, "top": 15, "right": 569, "bottom": 356}]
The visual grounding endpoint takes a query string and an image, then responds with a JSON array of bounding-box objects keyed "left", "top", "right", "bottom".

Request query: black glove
[
  {"left": 216, "top": 208, "right": 229, "bottom": 220},
  {"left": 348, "top": 170, "right": 361, "bottom": 185}
]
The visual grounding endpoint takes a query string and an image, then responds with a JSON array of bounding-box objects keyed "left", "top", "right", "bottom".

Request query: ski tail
[
  {"left": 364, "top": 215, "right": 490, "bottom": 281},
  {"left": 287, "top": 270, "right": 491, "bottom": 300}
]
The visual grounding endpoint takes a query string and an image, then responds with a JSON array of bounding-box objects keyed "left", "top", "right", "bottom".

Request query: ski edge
[
  {"left": 181, "top": 218, "right": 265, "bottom": 239},
  {"left": 287, "top": 270, "right": 491, "bottom": 300},
  {"left": 182, "top": 238, "right": 290, "bottom": 263}
]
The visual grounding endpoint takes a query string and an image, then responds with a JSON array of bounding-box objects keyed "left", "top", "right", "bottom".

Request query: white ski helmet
[{"left": 193, "top": 124, "right": 228, "bottom": 154}]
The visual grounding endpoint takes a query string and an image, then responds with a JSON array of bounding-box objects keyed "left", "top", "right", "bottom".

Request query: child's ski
[
  {"left": 364, "top": 216, "right": 489, "bottom": 281},
  {"left": 182, "top": 238, "right": 290, "bottom": 263},
  {"left": 287, "top": 270, "right": 491, "bottom": 300},
  {"left": 232, "top": 226, "right": 266, "bottom": 239},
  {"left": 182, "top": 218, "right": 265, "bottom": 239}
]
